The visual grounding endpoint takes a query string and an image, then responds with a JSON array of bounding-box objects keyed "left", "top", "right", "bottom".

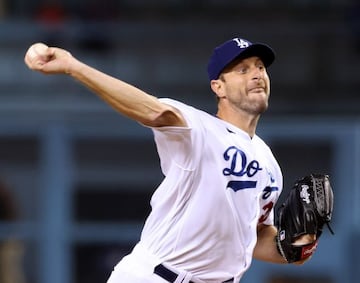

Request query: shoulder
[
  {"left": 159, "top": 98, "right": 203, "bottom": 114},
  {"left": 253, "top": 135, "right": 281, "bottom": 167},
  {"left": 253, "top": 135, "right": 272, "bottom": 151},
  {"left": 159, "top": 98, "right": 218, "bottom": 125},
  {"left": 253, "top": 135, "right": 283, "bottom": 178}
]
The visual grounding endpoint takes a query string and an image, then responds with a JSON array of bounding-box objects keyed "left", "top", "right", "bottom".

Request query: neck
[{"left": 216, "top": 108, "right": 261, "bottom": 138}]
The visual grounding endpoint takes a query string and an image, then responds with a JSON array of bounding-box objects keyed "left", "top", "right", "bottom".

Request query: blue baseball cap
[{"left": 207, "top": 37, "right": 275, "bottom": 81}]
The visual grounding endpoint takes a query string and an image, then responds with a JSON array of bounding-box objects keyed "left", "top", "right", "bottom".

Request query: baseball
[{"left": 26, "top": 43, "right": 49, "bottom": 60}]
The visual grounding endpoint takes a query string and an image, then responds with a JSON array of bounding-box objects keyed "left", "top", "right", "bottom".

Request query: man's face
[{"left": 216, "top": 56, "right": 271, "bottom": 115}]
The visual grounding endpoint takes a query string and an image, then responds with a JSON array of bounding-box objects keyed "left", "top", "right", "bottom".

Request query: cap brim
[{"left": 236, "top": 43, "right": 275, "bottom": 67}]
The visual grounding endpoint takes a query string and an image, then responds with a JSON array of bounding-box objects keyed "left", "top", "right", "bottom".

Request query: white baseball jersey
[{"left": 131, "top": 98, "right": 282, "bottom": 282}]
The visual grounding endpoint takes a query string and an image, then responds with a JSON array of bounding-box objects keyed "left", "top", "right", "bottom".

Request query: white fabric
[
  {"left": 108, "top": 98, "right": 282, "bottom": 283},
  {"left": 107, "top": 243, "right": 204, "bottom": 283},
  {"left": 106, "top": 244, "right": 163, "bottom": 283}
]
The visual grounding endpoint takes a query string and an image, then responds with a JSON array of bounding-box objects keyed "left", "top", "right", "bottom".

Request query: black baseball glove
[{"left": 276, "top": 174, "right": 334, "bottom": 263}]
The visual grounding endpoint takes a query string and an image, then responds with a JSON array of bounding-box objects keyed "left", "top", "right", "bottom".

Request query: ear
[{"left": 210, "top": 79, "right": 225, "bottom": 99}]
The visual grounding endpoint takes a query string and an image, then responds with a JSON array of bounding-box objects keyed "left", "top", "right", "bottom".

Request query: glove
[{"left": 276, "top": 174, "right": 334, "bottom": 263}]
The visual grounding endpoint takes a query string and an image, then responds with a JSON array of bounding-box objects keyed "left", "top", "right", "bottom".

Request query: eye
[
  {"left": 236, "top": 66, "right": 248, "bottom": 74},
  {"left": 256, "top": 63, "right": 265, "bottom": 70}
]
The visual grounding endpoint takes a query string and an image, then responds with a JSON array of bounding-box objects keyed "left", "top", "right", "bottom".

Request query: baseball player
[{"left": 24, "top": 37, "right": 317, "bottom": 283}]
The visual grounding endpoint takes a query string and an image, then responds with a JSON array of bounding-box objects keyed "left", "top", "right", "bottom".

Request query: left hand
[{"left": 292, "top": 234, "right": 317, "bottom": 265}]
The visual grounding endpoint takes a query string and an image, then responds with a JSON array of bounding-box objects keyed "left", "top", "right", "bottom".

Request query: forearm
[
  {"left": 69, "top": 59, "right": 184, "bottom": 127},
  {"left": 253, "top": 224, "right": 287, "bottom": 264}
]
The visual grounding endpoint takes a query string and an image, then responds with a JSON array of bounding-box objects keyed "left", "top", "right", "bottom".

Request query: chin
[
  {"left": 253, "top": 100, "right": 269, "bottom": 114},
  {"left": 258, "top": 105, "right": 268, "bottom": 114}
]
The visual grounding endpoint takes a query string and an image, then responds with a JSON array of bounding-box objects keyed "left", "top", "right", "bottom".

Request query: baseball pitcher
[{"left": 24, "top": 37, "right": 334, "bottom": 283}]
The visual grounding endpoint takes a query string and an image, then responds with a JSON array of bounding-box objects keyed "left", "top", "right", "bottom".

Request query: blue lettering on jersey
[
  {"left": 227, "top": 180, "right": 258, "bottom": 192},
  {"left": 223, "top": 146, "right": 263, "bottom": 191},
  {"left": 262, "top": 186, "right": 279, "bottom": 199},
  {"left": 262, "top": 171, "right": 278, "bottom": 198}
]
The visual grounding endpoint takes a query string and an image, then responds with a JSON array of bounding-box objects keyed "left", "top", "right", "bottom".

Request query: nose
[{"left": 252, "top": 67, "right": 263, "bottom": 81}]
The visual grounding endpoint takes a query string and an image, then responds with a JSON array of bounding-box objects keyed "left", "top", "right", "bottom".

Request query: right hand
[{"left": 24, "top": 43, "right": 74, "bottom": 75}]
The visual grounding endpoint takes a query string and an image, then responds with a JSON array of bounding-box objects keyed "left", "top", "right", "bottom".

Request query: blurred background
[{"left": 0, "top": 0, "right": 359, "bottom": 283}]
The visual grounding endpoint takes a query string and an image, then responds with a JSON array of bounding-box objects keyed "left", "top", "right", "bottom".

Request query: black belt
[{"left": 154, "top": 264, "right": 233, "bottom": 283}]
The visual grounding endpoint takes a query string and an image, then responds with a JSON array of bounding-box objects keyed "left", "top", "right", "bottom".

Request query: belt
[{"left": 154, "top": 264, "right": 233, "bottom": 283}]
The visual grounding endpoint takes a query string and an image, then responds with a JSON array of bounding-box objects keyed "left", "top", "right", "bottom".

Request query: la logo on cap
[{"left": 233, "top": 38, "right": 250, "bottom": 48}]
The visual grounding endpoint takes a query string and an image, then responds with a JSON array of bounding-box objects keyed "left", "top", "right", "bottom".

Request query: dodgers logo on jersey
[{"left": 222, "top": 146, "right": 262, "bottom": 191}]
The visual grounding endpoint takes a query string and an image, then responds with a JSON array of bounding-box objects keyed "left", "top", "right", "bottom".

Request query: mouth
[{"left": 248, "top": 87, "right": 266, "bottom": 93}]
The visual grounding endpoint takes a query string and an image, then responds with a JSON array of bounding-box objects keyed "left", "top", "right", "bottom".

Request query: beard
[
  {"left": 251, "top": 95, "right": 269, "bottom": 113},
  {"left": 221, "top": 82, "right": 270, "bottom": 116},
  {"left": 236, "top": 91, "right": 270, "bottom": 115},
  {"left": 244, "top": 100, "right": 269, "bottom": 115}
]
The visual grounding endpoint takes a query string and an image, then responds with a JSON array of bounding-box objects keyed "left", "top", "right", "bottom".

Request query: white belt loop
[
  {"left": 182, "top": 273, "right": 194, "bottom": 283},
  {"left": 157, "top": 262, "right": 206, "bottom": 283},
  {"left": 173, "top": 271, "right": 194, "bottom": 283},
  {"left": 173, "top": 271, "right": 186, "bottom": 283}
]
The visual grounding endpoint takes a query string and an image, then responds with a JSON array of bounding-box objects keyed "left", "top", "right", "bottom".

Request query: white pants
[{"left": 106, "top": 243, "right": 205, "bottom": 283}]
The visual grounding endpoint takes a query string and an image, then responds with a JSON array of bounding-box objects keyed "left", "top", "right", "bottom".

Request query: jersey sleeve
[{"left": 149, "top": 98, "right": 206, "bottom": 176}]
